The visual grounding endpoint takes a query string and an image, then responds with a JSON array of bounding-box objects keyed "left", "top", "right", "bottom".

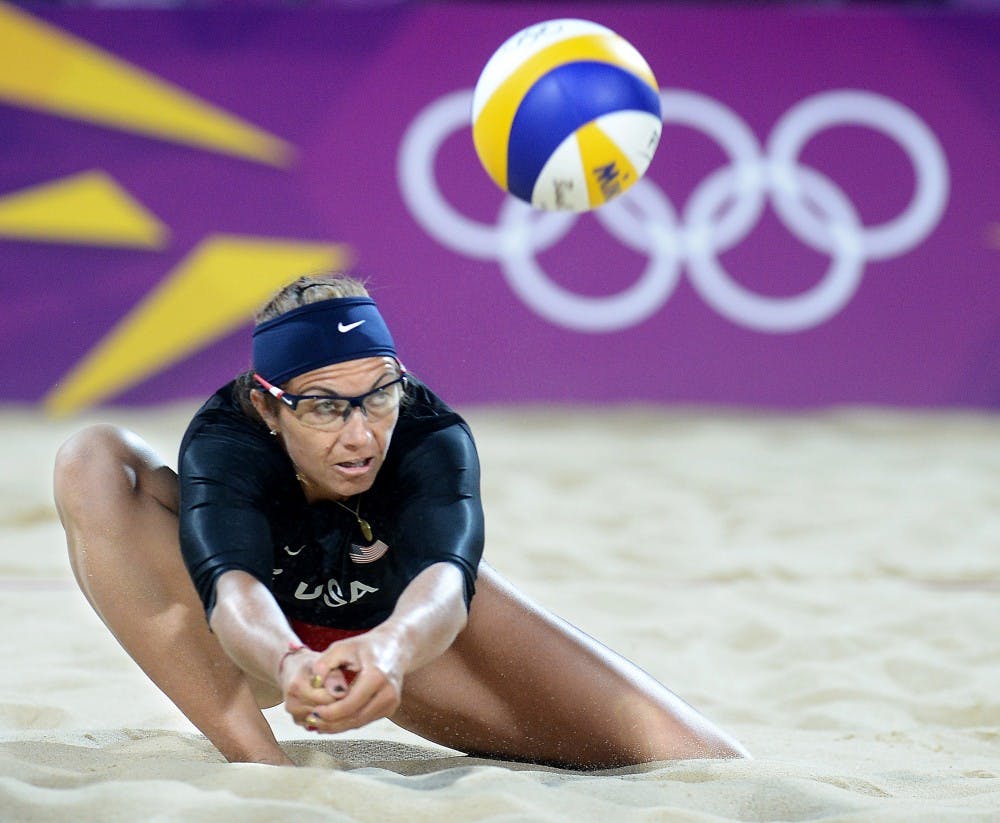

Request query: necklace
[
  {"left": 332, "top": 497, "right": 374, "bottom": 543},
  {"left": 293, "top": 468, "right": 374, "bottom": 543}
]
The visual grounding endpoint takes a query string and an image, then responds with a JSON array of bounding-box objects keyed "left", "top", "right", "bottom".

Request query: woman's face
[{"left": 253, "top": 356, "right": 401, "bottom": 502}]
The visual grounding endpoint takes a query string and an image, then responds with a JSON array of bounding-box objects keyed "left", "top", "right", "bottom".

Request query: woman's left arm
[
  {"left": 301, "top": 423, "right": 483, "bottom": 733},
  {"left": 301, "top": 561, "right": 468, "bottom": 733}
]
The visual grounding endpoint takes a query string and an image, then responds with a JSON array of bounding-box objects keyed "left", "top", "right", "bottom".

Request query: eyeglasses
[{"left": 253, "top": 372, "right": 407, "bottom": 430}]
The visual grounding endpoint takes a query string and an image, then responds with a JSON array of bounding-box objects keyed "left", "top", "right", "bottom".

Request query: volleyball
[{"left": 471, "top": 19, "right": 662, "bottom": 213}]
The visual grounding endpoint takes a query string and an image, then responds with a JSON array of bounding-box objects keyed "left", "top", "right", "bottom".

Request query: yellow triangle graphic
[
  {"left": 44, "top": 234, "right": 352, "bottom": 416},
  {"left": 0, "top": 3, "right": 293, "bottom": 166},
  {"left": 0, "top": 170, "right": 168, "bottom": 247}
]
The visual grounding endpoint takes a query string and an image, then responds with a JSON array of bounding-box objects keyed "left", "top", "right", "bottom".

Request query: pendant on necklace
[{"left": 358, "top": 517, "right": 374, "bottom": 543}]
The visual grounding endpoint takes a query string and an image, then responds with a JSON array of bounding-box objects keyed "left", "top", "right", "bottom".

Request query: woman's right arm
[
  {"left": 209, "top": 570, "right": 341, "bottom": 720},
  {"left": 178, "top": 415, "right": 336, "bottom": 714},
  {"left": 208, "top": 569, "right": 304, "bottom": 688}
]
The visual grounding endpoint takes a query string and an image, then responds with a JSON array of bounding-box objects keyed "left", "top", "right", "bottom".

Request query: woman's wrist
[
  {"left": 367, "top": 622, "right": 413, "bottom": 676},
  {"left": 277, "top": 641, "right": 309, "bottom": 683}
]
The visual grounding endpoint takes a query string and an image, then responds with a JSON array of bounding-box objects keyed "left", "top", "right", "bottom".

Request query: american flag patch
[{"left": 349, "top": 539, "right": 389, "bottom": 564}]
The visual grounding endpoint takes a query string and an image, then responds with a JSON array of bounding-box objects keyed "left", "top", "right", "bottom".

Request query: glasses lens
[
  {"left": 295, "top": 379, "right": 403, "bottom": 430},
  {"left": 361, "top": 381, "right": 403, "bottom": 417},
  {"left": 296, "top": 397, "right": 350, "bottom": 429}
]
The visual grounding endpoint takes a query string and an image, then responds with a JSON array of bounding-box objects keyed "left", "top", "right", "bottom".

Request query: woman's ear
[{"left": 250, "top": 389, "right": 281, "bottom": 435}]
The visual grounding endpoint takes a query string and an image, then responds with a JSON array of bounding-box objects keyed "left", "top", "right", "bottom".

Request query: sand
[{"left": 1, "top": 402, "right": 998, "bottom": 822}]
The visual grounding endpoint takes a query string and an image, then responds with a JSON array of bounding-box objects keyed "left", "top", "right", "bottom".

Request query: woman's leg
[
  {"left": 392, "top": 563, "right": 748, "bottom": 768},
  {"left": 54, "top": 424, "right": 290, "bottom": 765}
]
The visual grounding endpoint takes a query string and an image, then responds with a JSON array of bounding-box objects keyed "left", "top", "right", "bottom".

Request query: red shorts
[
  {"left": 290, "top": 618, "right": 368, "bottom": 652},
  {"left": 290, "top": 619, "right": 368, "bottom": 686}
]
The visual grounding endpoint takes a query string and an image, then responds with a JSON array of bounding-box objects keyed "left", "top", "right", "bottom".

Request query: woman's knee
[
  {"left": 54, "top": 424, "right": 175, "bottom": 526},
  {"left": 55, "top": 425, "right": 134, "bottom": 509}
]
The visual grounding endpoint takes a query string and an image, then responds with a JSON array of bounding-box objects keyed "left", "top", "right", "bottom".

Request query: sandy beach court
[{"left": 2, "top": 403, "right": 998, "bottom": 821}]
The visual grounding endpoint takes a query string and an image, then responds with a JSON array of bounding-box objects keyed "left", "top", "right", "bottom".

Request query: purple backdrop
[{"left": 2, "top": 3, "right": 999, "bottom": 409}]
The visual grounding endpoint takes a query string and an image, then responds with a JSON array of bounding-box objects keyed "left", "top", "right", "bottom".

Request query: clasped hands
[{"left": 280, "top": 632, "right": 404, "bottom": 734}]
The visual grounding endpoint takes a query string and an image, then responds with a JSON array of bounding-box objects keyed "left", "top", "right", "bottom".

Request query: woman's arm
[
  {"left": 210, "top": 569, "right": 356, "bottom": 726},
  {"left": 208, "top": 569, "right": 304, "bottom": 687},
  {"left": 209, "top": 563, "right": 468, "bottom": 734},
  {"left": 303, "top": 561, "right": 468, "bottom": 733}
]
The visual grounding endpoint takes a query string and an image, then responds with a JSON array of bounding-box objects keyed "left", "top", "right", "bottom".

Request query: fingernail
[{"left": 332, "top": 685, "right": 347, "bottom": 696}]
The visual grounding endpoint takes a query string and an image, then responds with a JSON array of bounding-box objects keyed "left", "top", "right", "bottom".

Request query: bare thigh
[{"left": 391, "top": 563, "right": 747, "bottom": 768}]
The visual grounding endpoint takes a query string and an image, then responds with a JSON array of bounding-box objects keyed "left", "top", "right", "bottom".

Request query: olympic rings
[
  {"left": 397, "top": 88, "right": 949, "bottom": 334},
  {"left": 397, "top": 90, "right": 575, "bottom": 261},
  {"left": 496, "top": 181, "right": 683, "bottom": 332}
]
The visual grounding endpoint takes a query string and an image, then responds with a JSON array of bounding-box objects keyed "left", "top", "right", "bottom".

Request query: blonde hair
[{"left": 253, "top": 272, "right": 370, "bottom": 325}]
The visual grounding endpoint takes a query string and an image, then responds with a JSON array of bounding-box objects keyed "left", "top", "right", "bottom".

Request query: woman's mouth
[{"left": 334, "top": 457, "right": 373, "bottom": 476}]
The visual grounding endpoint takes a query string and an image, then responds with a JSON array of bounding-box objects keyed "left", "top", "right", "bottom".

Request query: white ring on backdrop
[
  {"left": 662, "top": 90, "right": 768, "bottom": 257},
  {"left": 768, "top": 90, "right": 950, "bottom": 260},
  {"left": 497, "top": 179, "right": 682, "bottom": 332},
  {"left": 687, "top": 165, "right": 865, "bottom": 332},
  {"left": 397, "top": 87, "right": 950, "bottom": 333},
  {"left": 398, "top": 90, "right": 575, "bottom": 260}
]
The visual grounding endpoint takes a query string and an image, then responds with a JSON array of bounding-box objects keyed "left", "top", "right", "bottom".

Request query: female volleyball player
[{"left": 54, "top": 273, "right": 747, "bottom": 768}]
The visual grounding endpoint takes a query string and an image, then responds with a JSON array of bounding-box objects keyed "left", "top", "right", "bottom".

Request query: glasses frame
[{"left": 253, "top": 371, "right": 408, "bottom": 426}]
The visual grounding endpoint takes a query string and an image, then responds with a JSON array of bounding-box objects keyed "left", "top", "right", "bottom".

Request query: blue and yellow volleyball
[{"left": 471, "top": 19, "right": 662, "bottom": 212}]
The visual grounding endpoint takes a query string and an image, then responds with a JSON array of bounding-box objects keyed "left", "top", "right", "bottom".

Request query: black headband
[{"left": 252, "top": 297, "right": 398, "bottom": 385}]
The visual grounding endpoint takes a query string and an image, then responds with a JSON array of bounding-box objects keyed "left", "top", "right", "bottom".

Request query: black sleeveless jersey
[{"left": 177, "top": 377, "right": 484, "bottom": 630}]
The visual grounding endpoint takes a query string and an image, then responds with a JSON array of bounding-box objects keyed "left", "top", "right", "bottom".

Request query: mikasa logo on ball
[{"left": 471, "top": 18, "right": 662, "bottom": 213}]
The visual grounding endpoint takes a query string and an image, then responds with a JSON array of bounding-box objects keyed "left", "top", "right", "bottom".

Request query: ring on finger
[{"left": 310, "top": 674, "right": 324, "bottom": 689}]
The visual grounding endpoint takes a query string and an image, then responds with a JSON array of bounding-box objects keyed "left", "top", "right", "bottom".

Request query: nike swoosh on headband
[{"left": 338, "top": 320, "right": 366, "bottom": 333}]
